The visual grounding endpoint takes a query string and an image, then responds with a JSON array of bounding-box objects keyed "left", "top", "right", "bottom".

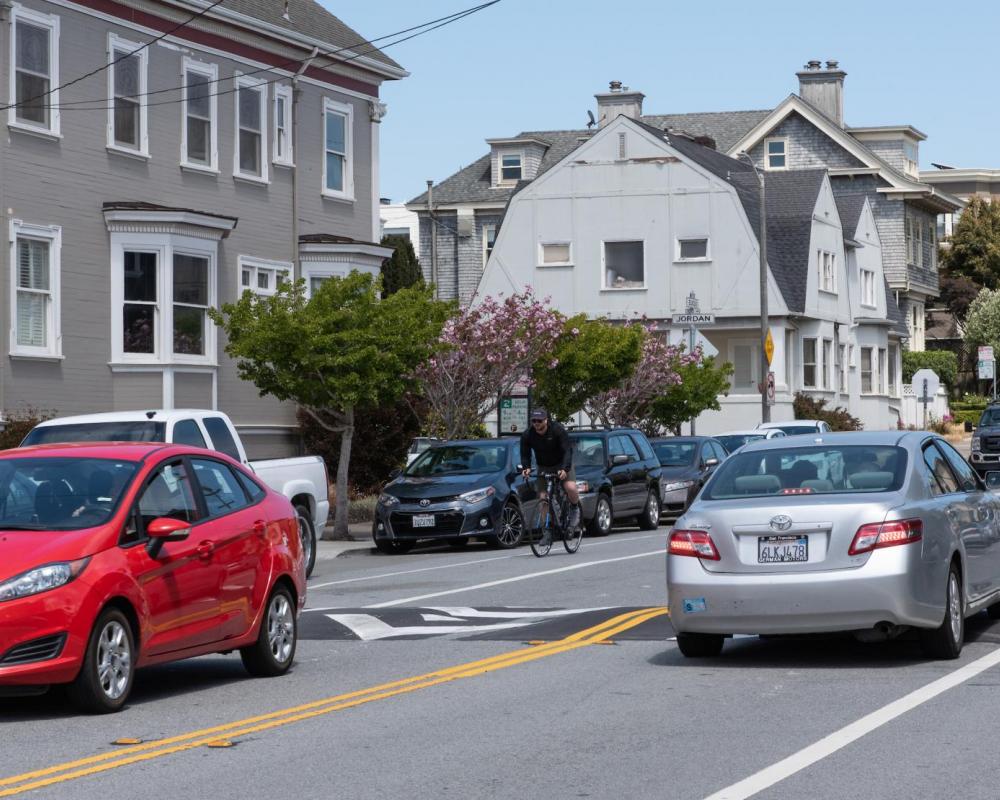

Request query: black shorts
[{"left": 535, "top": 465, "right": 575, "bottom": 494}]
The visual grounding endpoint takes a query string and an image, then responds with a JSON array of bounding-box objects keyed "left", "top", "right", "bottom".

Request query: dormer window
[
  {"left": 500, "top": 153, "right": 522, "bottom": 183},
  {"left": 765, "top": 137, "right": 787, "bottom": 170},
  {"left": 903, "top": 141, "right": 918, "bottom": 176}
]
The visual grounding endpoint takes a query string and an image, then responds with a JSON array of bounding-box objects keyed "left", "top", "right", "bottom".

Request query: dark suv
[
  {"left": 971, "top": 403, "right": 1000, "bottom": 478},
  {"left": 567, "top": 428, "right": 663, "bottom": 535}
]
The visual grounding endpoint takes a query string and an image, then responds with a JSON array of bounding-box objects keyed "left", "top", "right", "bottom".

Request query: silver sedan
[{"left": 667, "top": 431, "right": 1000, "bottom": 659}]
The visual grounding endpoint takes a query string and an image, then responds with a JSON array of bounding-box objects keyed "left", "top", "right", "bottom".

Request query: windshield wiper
[{"left": 0, "top": 524, "right": 47, "bottom": 531}]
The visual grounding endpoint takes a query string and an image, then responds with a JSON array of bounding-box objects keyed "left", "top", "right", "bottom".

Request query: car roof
[
  {"left": 736, "top": 430, "right": 912, "bottom": 453},
  {"left": 648, "top": 437, "right": 708, "bottom": 444},
  {"left": 433, "top": 439, "right": 513, "bottom": 447},
  {"left": 8, "top": 441, "right": 174, "bottom": 460},
  {"left": 33, "top": 410, "right": 224, "bottom": 427},
  {"left": 716, "top": 430, "right": 768, "bottom": 436},
  {"left": 757, "top": 420, "right": 821, "bottom": 429}
]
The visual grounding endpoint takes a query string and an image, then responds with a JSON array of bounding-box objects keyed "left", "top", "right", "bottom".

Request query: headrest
[
  {"left": 849, "top": 471, "right": 895, "bottom": 491},
  {"left": 733, "top": 475, "right": 781, "bottom": 494},
  {"left": 801, "top": 479, "right": 833, "bottom": 493}
]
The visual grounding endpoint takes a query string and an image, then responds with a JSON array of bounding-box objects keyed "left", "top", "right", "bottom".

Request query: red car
[{"left": 0, "top": 442, "right": 305, "bottom": 712}]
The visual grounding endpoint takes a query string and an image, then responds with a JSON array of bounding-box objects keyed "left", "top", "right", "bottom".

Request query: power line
[{"left": 17, "top": 1, "right": 500, "bottom": 112}]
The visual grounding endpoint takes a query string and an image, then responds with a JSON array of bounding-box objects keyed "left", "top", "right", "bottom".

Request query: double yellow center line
[{"left": 0, "top": 606, "right": 667, "bottom": 797}]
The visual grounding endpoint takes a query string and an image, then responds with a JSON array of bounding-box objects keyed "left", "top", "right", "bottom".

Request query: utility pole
[
  {"left": 427, "top": 179, "right": 437, "bottom": 299},
  {"left": 738, "top": 152, "right": 770, "bottom": 424},
  {"left": 290, "top": 47, "right": 318, "bottom": 283}
]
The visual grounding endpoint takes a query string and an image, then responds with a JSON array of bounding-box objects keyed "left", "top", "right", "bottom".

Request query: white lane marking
[
  {"left": 422, "top": 606, "right": 607, "bottom": 619},
  {"left": 305, "top": 533, "right": 664, "bottom": 594},
  {"left": 703, "top": 645, "right": 1000, "bottom": 800}
]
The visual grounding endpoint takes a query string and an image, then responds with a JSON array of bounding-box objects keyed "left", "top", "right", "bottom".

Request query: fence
[{"left": 900, "top": 384, "right": 951, "bottom": 428}]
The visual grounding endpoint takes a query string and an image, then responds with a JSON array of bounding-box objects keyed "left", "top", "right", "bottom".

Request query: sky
[{"left": 326, "top": 0, "right": 1000, "bottom": 204}]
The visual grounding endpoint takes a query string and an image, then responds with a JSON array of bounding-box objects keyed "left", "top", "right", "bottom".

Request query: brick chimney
[
  {"left": 595, "top": 80, "right": 644, "bottom": 127},
  {"left": 796, "top": 60, "right": 846, "bottom": 127}
]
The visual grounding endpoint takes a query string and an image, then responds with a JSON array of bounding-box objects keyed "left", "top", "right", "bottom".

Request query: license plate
[
  {"left": 758, "top": 535, "right": 808, "bottom": 563},
  {"left": 412, "top": 514, "right": 435, "bottom": 528}
]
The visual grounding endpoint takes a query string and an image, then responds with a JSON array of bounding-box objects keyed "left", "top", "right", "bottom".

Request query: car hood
[
  {"left": 388, "top": 473, "right": 501, "bottom": 498},
  {"left": 659, "top": 465, "right": 699, "bottom": 482},
  {"left": 0, "top": 528, "right": 106, "bottom": 583}
]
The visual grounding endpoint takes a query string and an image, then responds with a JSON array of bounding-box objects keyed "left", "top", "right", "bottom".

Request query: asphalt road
[{"left": 4, "top": 520, "right": 1000, "bottom": 800}]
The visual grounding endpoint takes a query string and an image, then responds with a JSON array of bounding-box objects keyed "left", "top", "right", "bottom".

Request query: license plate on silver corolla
[
  {"left": 758, "top": 535, "right": 808, "bottom": 563},
  {"left": 412, "top": 514, "right": 435, "bottom": 528}
]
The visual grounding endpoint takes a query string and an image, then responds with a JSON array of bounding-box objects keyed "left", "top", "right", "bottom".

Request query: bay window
[
  {"left": 803, "top": 338, "right": 817, "bottom": 388},
  {"left": 861, "top": 347, "right": 873, "bottom": 394},
  {"left": 239, "top": 256, "right": 291, "bottom": 297}
]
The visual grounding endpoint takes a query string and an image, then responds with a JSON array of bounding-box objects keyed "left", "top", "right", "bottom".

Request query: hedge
[
  {"left": 954, "top": 409, "right": 982, "bottom": 427},
  {"left": 902, "top": 350, "right": 958, "bottom": 388}
]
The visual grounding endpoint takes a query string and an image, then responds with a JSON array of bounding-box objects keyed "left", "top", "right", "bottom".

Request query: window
[
  {"left": 937, "top": 439, "right": 980, "bottom": 491},
  {"left": 136, "top": 461, "right": 200, "bottom": 531},
  {"left": 922, "top": 443, "right": 959, "bottom": 495},
  {"left": 182, "top": 58, "right": 217, "bottom": 170},
  {"left": 928, "top": 221, "right": 937, "bottom": 269},
  {"left": 861, "top": 347, "right": 873, "bottom": 394},
  {"left": 192, "top": 459, "right": 249, "bottom": 517},
  {"left": 860, "top": 268, "right": 876, "bottom": 307},
  {"left": 818, "top": 250, "right": 836, "bottom": 293},
  {"left": 803, "top": 338, "right": 817, "bottom": 388},
  {"left": 500, "top": 152, "right": 522, "bottom": 183},
  {"left": 888, "top": 344, "right": 898, "bottom": 396},
  {"left": 235, "top": 469, "right": 267, "bottom": 502},
  {"left": 173, "top": 254, "right": 209, "bottom": 356},
  {"left": 238, "top": 256, "right": 291, "bottom": 297},
  {"left": 837, "top": 344, "right": 846, "bottom": 393},
  {"left": 540, "top": 242, "right": 571, "bottom": 266},
  {"left": 765, "top": 137, "right": 786, "bottom": 170},
  {"left": 823, "top": 339, "right": 833, "bottom": 390},
  {"left": 731, "top": 341, "right": 760, "bottom": 392},
  {"left": 323, "top": 98, "right": 353, "bottom": 199},
  {"left": 903, "top": 140, "right": 919, "bottom": 176},
  {"left": 203, "top": 417, "right": 242, "bottom": 461},
  {"left": 122, "top": 251, "right": 157, "bottom": 355},
  {"left": 603, "top": 240, "right": 644, "bottom": 289},
  {"left": 906, "top": 216, "right": 923, "bottom": 267},
  {"left": 107, "top": 34, "right": 147, "bottom": 155},
  {"left": 273, "top": 84, "right": 293, "bottom": 166},
  {"left": 234, "top": 76, "right": 267, "bottom": 181},
  {"left": 878, "top": 347, "right": 887, "bottom": 394},
  {"left": 631, "top": 434, "right": 656, "bottom": 462},
  {"left": 482, "top": 224, "right": 497, "bottom": 267},
  {"left": 678, "top": 238, "right": 709, "bottom": 261},
  {"left": 10, "top": 6, "right": 60, "bottom": 134},
  {"left": 173, "top": 419, "right": 207, "bottom": 448},
  {"left": 10, "top": 220, "right": 61, "bottom": 358},
  {"left": 909, "top": 301, "right": 925, "bottom": 350}
]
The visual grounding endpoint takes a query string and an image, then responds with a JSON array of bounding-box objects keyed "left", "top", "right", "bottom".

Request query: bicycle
[{"left": 528, "top": 471, "right": 583, "bottom": 557}]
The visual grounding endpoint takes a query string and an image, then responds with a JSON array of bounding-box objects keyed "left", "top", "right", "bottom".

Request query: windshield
[
  {"left": 703, "top": 445, "right": 907, "bottom": 500},
  {"left": 771, "top": 425, "right": 819, "bottom": 436},
  {"left": 652, "top": 441, "right": 697, "bottom": 466},
  {"left": 980, "top": 409, "right": 1000, "bottom": 427},
  {"left": 571, "top": 436, "right": 606, "bottom": 469},
  {"left": 405, "top": 445, "right": 507, "bottom": 476},
  {"left": 715, "top": 434, "right": 764, "bottom": 453},
  {"left": 0, "top": 457, "right": 138, "bottom": 530},
  {"left": 22, "top": 421, "right": 166, "bottom": 446}
]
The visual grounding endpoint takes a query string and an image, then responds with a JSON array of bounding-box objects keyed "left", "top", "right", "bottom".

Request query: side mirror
[
  {"left": 704, "top": 458, "right": 720, "bottom": 468},
  {"left": 610, "top": 454, "right": 630, "bottom": 467},
  {"left": 145, "top": 516, "right": 191, "bottom": 558},
  {"left": 389, "top": 468, "right": 402, "bottom": 480}
]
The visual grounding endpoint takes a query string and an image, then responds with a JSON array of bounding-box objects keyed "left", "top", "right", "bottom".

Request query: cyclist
[{"left": 520, "top": 408, "right": 581, "bottom": 531}]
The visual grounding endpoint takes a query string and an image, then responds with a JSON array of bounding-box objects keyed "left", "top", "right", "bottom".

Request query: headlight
[
  {"left": 0, "top": 558, "right": 89, "bottom": 603},
  {"left": 459, "top": 487, "right": 495, "bottom": 504},
  {"left": 662, "top": 480, "right": 696, "bottom": 493},
  {"left": 576, "top": 480, "right": 591, "bottom": 493},
  {"left": 973, "top": 436, "right": 982, "bottom": 452},
  {"left": 378, "top": 493, "right": 400, "bottom": 507}
]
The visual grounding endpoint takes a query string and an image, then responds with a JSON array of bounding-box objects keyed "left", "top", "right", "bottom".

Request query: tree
[
  {"left": 941, "top": 197, "right": 1000, "bottom": 289},
  {"left": 380, "top": 234, "right": 423, "bottom": 298},
  {"left": 413, "top": 289, "right": 565, "bottom": 439},
  {"left": 531, "top": 317, "right": 644, "bottom": 421},
  {"left": 963, "top": 287, "right": 1000, "bottom": 360},
  {"left": 210, "top": 273, "right": 451, "bottom": 538},
  {"left": 937, "top": 271, "right": 982, "bottom": 320},
  {"left": 648, "top": 353, "right": 734, "bottom": 435}
]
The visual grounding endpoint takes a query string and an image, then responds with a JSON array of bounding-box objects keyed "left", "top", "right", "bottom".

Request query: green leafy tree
[
  {"left": 964, "top": 287, "right": 1000, "bottom": 366},
  {"left": 210, "top": 273, "right": 451, "bottom": 538},
  {"left": 648, "top": 354, "right": 734, "bottom": 435},
  {"left": 380, "top": 234, "right": 423, "bottom": 298},
  {"left": 901, "top": 350, "right": 959, "bottom": 388},
  {"left": 531, "top": 317, "right": 644, "bottom": 421},
  {"left": 941, "top": 197, "right": 1000, "bottom": 289}
]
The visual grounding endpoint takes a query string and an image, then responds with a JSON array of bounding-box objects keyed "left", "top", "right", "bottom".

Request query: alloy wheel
[
  {"left": 267, "top": 593, "right": 295, "bottom": 665},
  {"left": 597, "top": 498, "right": 612, "bottom": 532},
  {"left": 948, "top": 571, "right": 962, "bottom": 644},
  {"left": 97, "top": 620, "right": 132, "bottom": 701},
  {"left": 498, "top": 504, "right": 523, "bottom": 547}
]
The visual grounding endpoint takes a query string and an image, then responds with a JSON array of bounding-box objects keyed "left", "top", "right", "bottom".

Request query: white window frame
[
  {"left": 916, "top": 218, "right": 924, "bottom": 267},
  {"left": 602, "top": 239, "right": 646, "bottom": 291},
  {"left": 9, "top": 219, "right": 62, "bottom": 359},
  {"left": 106, "top": 32, "right": 148, "bottom": 157},
  {"left": 676, "top": 237, "right": 711, "bottom": 262},
  {"left": 482, "top": 224, "right": 497, "bottom": 268},
  {"left": 181, "top": 57, "right": 218, "bottom": 173},
  {"left": 110, "top": 232, "right": 217, "bottom": 366},
  {"left": 802, "top": 337, "right": 817, "bottom": 388},
  {"left": 929, "top": 221, "right": 937, "bottom": 269},
  {"left": 238, "top": 256, "right": 291, "bottom": 298},
  {"left": 888, "top": 344, "right": 899, "bottom": 397},
  {"left": 878, "top": 347, "right": 887, "bottom": 395},
  {"left": 233, "top": 74, "right": 268, "bottom": 183},
  {"left": 837, "top": 344, "right": 846, "bottom": 393},
  {"left": 818, "top": 250, "right": 837, "bottom": 294},
  {"left": 764, "top": 137, "right": 787, "bottom": 170},
  {"left": 903, "top": 140, "right": 918, "bottom": 176},
  {"left": 822, "top": 339, "right": 833, "bottom": 390},
  {"left": 910, "top": 301, "right": 925, "bottom": 349},
  {"left": 498, "top": 150, "right": 523, "bottom": 185},
  {"left": 273, "top": 84, "right": 293, "bottom": 166},
  {"left": 303, "top": 266, "right": 347, "bottom": 298},
  {"left": 538, "top": 242, "right": 572, "bottom": 267},
  {"left": 860, "top": 347, "right": 874, "bottom": 395},
  {"left": 860, "top": 268, "right": 876, "bottom": 308},
  {"left": 322, "top": 97, "right": 354, "bottom": 201},
  {"left": 9, "top": 4, "right": 61, "bottom": 137}
]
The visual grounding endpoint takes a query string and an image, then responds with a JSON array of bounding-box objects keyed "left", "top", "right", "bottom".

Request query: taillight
[
  {"left": 668, "top": 530, "right": 720, "bottom": 560},
  {"left": 848, "top": 519, "right": 923, "bottom": 556}
]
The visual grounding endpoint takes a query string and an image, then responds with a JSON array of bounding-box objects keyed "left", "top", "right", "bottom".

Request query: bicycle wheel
[
  {"left": 563, "top": 513, "right": 583, "bottom": 554},
  {"left": 529, "top": 501, "right": 553, "bottom": 557}
]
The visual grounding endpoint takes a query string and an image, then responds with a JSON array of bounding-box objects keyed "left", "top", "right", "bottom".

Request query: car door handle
[
  {"left": 196, "top": 540, "right": 215, "bottom": 558},
  {"left": 253, "top": 520, "right": 266, "bottom": 535}
]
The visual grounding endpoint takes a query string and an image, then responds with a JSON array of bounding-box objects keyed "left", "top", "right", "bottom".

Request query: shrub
[
  {"left": 927, "top": 414, "right": 951, "bottom": 435},
  {"left": 0, "top": 407, "right": 55, "bottom": 451},
  {"left": 953, "top": 409, "right": 981, "bottom": 427},
  {"left": 902, "top": 350, "right": 958, "bottom": 388},
  {"left": 792, "top": 393, "right": 863, "bottom": 431},
  {"left": 347, "top": 495, "right": 379, "bottom": 524}
]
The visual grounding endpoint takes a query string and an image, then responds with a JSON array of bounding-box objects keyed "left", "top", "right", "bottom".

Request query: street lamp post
[{"left": 738, "top": 152, "right": 771, "bottom": 424}]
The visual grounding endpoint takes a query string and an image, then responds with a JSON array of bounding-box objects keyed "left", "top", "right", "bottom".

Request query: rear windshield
[
  {"left": 703, "top": 445, "right": 907, "bottom": 500},
  {"left": 22, "top": 421, "right": 166, "bottom": 446},
  {"left": 714, "top": 434, "right": 764, "bottom": 453},
  {"left": 772, "top": 425, "right": 819, "bottom": 436},
  {"left": 406, "top": 445, "right": 507, "bottom": 476},
  {"left": 652, "top": 441, "right": 697, "bottom": 466}
]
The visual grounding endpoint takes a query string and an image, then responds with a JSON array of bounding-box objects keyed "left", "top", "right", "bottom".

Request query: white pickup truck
[{"left": 22, "top": 409, "right": 329, "bottom": 577}]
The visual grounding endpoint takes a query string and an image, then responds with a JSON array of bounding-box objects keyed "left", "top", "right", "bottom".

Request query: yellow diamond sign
[{"left": 764, "top": 329, "right": 775, "bottom": 366}]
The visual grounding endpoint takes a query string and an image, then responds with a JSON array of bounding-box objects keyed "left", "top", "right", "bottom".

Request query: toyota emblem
[
  {"left": 419, "top": 498, "right": 431, "bottom": 507},
  {"left": 769, "top": 514, "right": 792, "bottom": 532}
]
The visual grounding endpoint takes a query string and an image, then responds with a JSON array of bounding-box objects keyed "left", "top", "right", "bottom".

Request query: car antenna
[{"left": 145, "top": 411, "right": 156, "bottom": 419}]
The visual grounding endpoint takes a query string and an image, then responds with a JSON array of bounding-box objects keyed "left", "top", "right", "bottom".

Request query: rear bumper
[{"left": 667, "top": 546, "right": 944, "bottom": 635}]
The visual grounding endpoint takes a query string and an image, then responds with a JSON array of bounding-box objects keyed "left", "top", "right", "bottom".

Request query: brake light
[
  {"left": 668, "top": 530, "right": 720, "bottom": 560},
  {"left": 848, "top": 519, "right": 923, "bottom": 556}
]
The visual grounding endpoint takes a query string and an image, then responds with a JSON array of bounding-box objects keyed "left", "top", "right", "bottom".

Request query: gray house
[
  {"left": 0, "top": 0, "right": 402, "bottom": 456},
  {"left": 409, "top": 62, "right": 960, "bottom": 352}
]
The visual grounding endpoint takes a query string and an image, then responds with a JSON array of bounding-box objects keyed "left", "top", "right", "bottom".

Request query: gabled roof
[{"left": 833, "top": 193, "right": 867, "bottom": 238}]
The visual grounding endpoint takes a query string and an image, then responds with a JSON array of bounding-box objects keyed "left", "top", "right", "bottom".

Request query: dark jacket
[{"left": 520, "top": 420, "right": 573, "bottom": 471}]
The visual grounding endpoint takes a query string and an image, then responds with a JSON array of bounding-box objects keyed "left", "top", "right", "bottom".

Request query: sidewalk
[{"left": 315, "top": 521, "right": 373, "bottom": 560}]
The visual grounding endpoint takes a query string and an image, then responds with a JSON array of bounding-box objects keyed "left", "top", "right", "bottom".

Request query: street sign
[
  {"left": 980, "top": 346, "right": 995, "bottom": 362},
  {"left": 980, "top": 360, "right": 995, "bottom": 380},
  {"left": 766, "top": 371, "right": 776, "bottom": 406},
  {"left": 764, "top": 330, "right": 775, "bottom": 366},
  {"left": 499, "top": 396, "right": 528, "bottom": 434},
  {"left": 911, "top": 368, "right": 940, "bottom": 400},
  {"left": 674, "top": 313, "right": 715, "bottom": 325}
]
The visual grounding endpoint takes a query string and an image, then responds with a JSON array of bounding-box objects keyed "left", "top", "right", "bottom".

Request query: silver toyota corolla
[{"left": 667, "top": 431, "right": 1000, "bottom": 659}]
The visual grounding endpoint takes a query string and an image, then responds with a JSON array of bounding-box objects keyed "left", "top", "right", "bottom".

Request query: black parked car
[
  {"left": 373, "top": 439, "right": 532, "bottom": 554},
  {"left": 647, "top": 436, "right": 728, "bottom": 520},
  {"left": 971, "top": 402, "right": 1000, "bottom": 479},
  {"left": 567, "top": 428, "right": 662, "bottom": 535}
]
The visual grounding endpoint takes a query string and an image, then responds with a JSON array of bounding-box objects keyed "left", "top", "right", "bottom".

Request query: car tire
[
  {"left": 919, "top": 563, "right": 964, "bottom": 660},
  {"left": 295, "top": 504, "right": 317, "bottom": 579},
  {"left": 488, "top": 503, "right": 524, "bottom": 549},
  {"left": 587, "top": 494, "right": 613, "bottom": 536},
  {"left": 68, "top": 607, "right": 136, "bottom": 714},
  {"left": 241, "top": 585, "right": 297, "bottom": 677},
  {"left": 676, "top": 632, "right": 724, "bottom": 658},
  {"left": 637, "top": 489, "right": 660, "bottom": 531},
  {"left": 374, "top": 538, "right": 414, "bottom": 554}
]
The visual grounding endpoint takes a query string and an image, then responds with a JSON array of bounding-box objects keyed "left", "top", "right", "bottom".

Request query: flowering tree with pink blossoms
[{"left": 414, "top": 290, "right": 567, "bottom": 440}]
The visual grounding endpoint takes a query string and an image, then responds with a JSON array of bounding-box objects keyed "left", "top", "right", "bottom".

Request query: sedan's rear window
[
  {"left": 703, "top": 445, "right": 907, "bottom": 499},
  {"left": 22, "top": 421, "right": 166, "bottom": 445},
  {"left": 771, "top": 425, "right": 820, "bottom": 436}
]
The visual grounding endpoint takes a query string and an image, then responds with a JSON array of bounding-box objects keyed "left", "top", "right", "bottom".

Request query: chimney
[
  {"left": 796, "top": 59, "right": 846, "bottom": 127},
  {"left": 594, "top": 80, "right": 644, "bottom": 127}
]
